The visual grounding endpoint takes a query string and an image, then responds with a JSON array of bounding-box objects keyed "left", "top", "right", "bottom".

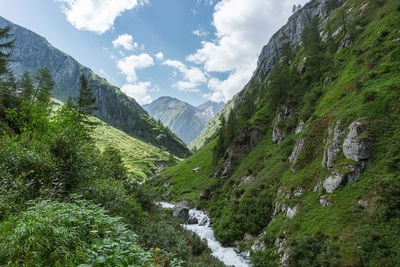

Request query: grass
[{"left": 92, "top": 117, "right": 170, "bottom": 181}]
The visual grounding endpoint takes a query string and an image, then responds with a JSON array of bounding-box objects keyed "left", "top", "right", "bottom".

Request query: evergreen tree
[
  {"left": 32, "top": 67, "right": 54, "bottom": 107},
  {"left": 0, "top": 26, "right": 14, "bottom": 76},
  {"left": 301, "top": 17, "right": 325, "bottom": 80},
  {"left": 19, "top": 71, "right": 34, "bottom": 101},
  {"left": 76, "top": 74, "right": 97, "bottom": 116}
]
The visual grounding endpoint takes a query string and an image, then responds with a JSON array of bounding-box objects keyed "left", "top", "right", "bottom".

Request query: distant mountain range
[
  {"left": 143, "top": 97, "right": 224, "bottom": 144},
  {"left": 0, "top": 16, "right": 189, "bottom": 157}
]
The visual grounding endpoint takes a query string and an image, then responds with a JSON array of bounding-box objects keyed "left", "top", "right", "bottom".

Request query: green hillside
[
  {"left": 152, "top": 0, "right": 400, "bottom": 265},
  {"left": 92, "top": 117, "right": 171, "bottom": 181}
]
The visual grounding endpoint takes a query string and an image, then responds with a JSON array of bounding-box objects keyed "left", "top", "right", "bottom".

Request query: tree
[
  {"left": 301, "top": 17, "right": 325, "bottom": 80},
  {"left": 0, "top": 26, "right": 14, "bottom": 76},
  {"left": 76, "top": 73, "right": 97, "bottom": 117},
  {"left": 19, "top": 71, "right": 34, "bottom": 101},
  {"left": 32, "top": 67, "right": 55, "bottom": 107}
]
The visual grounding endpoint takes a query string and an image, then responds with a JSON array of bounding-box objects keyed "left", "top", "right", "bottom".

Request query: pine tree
[
  {"left": 32, "top": 67, "right": 54, "bottom": 107},
  {"left": 19, "top": 71, "right": 34, "bottom": 101},
  {"left": 76, "top": 74, "right": 97, "bottom": 117},
  {"left": 0, "top": 26, "right": 14, "bottom": 76}
]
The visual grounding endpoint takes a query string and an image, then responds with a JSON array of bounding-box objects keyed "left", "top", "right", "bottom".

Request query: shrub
[{"left": 0, "top": 197, "right": 151, "bottom": 266}]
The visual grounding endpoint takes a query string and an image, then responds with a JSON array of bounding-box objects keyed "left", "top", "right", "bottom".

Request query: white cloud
[
  {"left": 174, "top": 81, "right": 200, "bottom": 92},
  {"left": 57, "top": 0, "right": 147, "bottom": 34},
  {"left": 117, "top": 53, "right": 154, "bottom": 82},
  {"left": 188, "top": 0, "right": 308, "bottom": 102},
  {"left": 113, "top": 34, "right": 135, "bottom": 50},
  {"left": 121, "top": 82, "right": 153, "bottom": 105},
  {"left": 155, "top": 52, "right": 164, "bottom": 60},
  {"left": 192, "top": 29, "right": 208, "bottom": 37},
  {"left": 162, "top": 59, "right": 207, "bottom": 84},
  {"left": 162, "top": 59, "right": 207, "bottom": 92}
]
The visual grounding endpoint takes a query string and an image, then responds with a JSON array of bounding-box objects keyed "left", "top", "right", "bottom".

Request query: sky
[{"left": 0, "top": 0, "right": 309, "bottom": 106}]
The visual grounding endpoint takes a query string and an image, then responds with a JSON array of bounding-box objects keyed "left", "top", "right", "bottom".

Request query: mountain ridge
[
  {"left": 0, "top": 16, "right": 189, "bottom": 157},
  {"left": 143, "top": 96, "right": 224, "bottom": 144}
]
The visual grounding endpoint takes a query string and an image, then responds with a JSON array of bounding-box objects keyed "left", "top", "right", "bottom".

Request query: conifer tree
[
  {"left": 32, "top": 67, "right": 54, "bottom": 107},
  {"left": 0, "top": 26, "right": 14, "bottom": 76},
  {"left": 76, "top": 73, "right": 97, "bottom": 117},
  {"left": 19, "top": 71, "right": 34, "bottom": 101}
]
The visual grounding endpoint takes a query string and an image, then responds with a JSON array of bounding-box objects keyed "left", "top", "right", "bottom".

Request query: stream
[{"left": 158, "top": 202, "right": 252, "bottom": 267}]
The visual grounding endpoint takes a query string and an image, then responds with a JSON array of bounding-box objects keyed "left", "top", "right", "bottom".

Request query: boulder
[
  {"left": 342, "top": 121, "right": 372, "bottom": 161},
  {"left": 172, "top": 200, "right": 190, "bottom": 222},
  {"left": 188, "top": 216, "right": 198, "bottom": 225},
  {"left": 198, "top": 216, "right": 208, "bottom": 226},
  {"left": 323, "top": 164, "right": 361, "bottom": 193},
  {"left": 289, "top": 137, "right": 306, "bottom": 173},
  {"left": 275, "top": 237, "right": 289, "bottom": 267}
]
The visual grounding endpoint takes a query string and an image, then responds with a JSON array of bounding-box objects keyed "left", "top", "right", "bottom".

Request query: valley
[{"left": 1, "top": 0, "right": 400, "bottom": 266}]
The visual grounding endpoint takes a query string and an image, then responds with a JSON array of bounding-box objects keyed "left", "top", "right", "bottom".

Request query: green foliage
[
  {"left": 0, "top": 197, "right": 151, "bottom": 266},
  {"left": 288, "top": 233, "right": 341, "bottom": 267},
  {"left": 33, "top": 67, "right": 55, "bottom": 107},
  {"left": 0, "top": 26, "right": 14, "bottom": 75}
]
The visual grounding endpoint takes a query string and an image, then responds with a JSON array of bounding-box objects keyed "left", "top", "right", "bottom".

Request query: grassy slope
[
  {"left": 152, "top": 0, "right": 400, "bottom": 265},
  {"left": 92, "top": 118, "right": 170, "bottom": 181}
]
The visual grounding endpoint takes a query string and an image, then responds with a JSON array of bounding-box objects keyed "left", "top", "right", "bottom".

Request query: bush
[
  {"left": 0, "top": 197, "right": 151, "bottom": 266},
  {"left": 288, "top": 233, "right": 341, "bottom": 267}
]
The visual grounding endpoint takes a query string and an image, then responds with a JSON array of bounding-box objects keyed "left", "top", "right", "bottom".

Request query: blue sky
[{"left": 0, "top": 0, "right": 308, "bottom": 106}]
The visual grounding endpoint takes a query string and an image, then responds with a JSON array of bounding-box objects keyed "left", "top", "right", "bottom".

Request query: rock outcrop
[
  {"left": 322, "top": 120, "right": 372, "bottom": 193},
  {"left": 322, "top": 122, "right": 346, "bottom": 170},
  {"left": 342, "top": 121, "right": 373, "bottom": 161},
  {"left": 273, "top": 105, "right": 292, "bottom": 144},
  {"left": 254, "top": 0, "right": 342, "bottom": 80},
  {"left": 214, "top": 128, "right": 263, "bottom": 179},
  {"left": 289, "top": 137, "right": 306, "bottom": 173}
]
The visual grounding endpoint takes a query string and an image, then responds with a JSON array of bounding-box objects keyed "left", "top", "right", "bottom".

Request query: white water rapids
[{"left": 158, "top": 202, "right": 252, "bottom": 267}]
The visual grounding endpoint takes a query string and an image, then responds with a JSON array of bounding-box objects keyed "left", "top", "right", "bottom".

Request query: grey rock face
[
  {"left": 273, "top": 105, "right": 292, "bottom": 144},
  {"left": 295, "top": 120, "right": 305, "bottom": 134},
  {"left": 214, "top": 128, "right": 264, "bottom": 179},
  {"left": 172, "top": 201, "right": 190, "bottom": 223},
  {"left": 289, "top": 137, "right": 306, "bottom": 173},
  {"left": 254, "top": 0, "right": 336, "bottom": 80},
  {"left": 343, "top": 121, "right": 372, "bottom": 161},
  {"left": 323, "top": 122, "right": 346, "bottom": 170}
]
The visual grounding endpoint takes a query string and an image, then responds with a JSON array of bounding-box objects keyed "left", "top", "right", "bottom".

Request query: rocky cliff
[
  {"left": 254, "top": 0, "right": 342, "bottom": 79},
  {"left": 0, "top": 16, "right": 189, "bottom": 157}
]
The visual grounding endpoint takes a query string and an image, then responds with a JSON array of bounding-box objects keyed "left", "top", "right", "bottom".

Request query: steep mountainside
[
  {"left": 143, "top": 96, "right": 223, "bottom": 144},
  {"left": 0, "top": 16, "right": 189, "bottom": 157},
  {"left": 153, "top": 0, "right": 400, "bottom": 266},
  {"left": 197, "top": 101, "right": 225, "bottom": 119}
]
